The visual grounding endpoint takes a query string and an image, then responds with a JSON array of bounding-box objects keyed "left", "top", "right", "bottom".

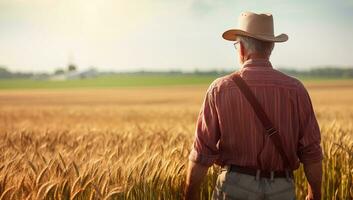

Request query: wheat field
[{"left": 0, "top": 81, "right": 352, "bottom": 199}]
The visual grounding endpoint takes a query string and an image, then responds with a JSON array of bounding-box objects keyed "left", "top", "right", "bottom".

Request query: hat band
[{"left": 242, "top": 32, "right": 274, "bottom": 37}]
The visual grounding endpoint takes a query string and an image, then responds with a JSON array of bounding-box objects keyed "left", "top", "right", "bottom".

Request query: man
[{"left": 184, "top": 12, "right": 323, "bottom": 200}]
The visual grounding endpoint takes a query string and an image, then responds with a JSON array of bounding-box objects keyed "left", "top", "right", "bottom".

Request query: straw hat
[{"left": 222, "top": 11, "right": 288, "bottom": 42}]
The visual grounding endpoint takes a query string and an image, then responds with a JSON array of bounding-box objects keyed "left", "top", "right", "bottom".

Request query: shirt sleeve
[
  {"left": 296, "top": 83, "right": 323, "bottom": 165},
  {"left": 188, "top": 83, "right": 221, "bottom": 167}
]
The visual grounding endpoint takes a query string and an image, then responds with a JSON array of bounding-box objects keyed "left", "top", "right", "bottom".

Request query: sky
[{"left": 0, "top": 0, "right": 352, "bottom": 73}]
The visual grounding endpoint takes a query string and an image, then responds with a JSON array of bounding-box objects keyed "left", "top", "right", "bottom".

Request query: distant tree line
[
  {"left": 278, "top": 67, "right": 353, "bottom": 78},
  {"left": 0, "top": 64, "right": 78, "bottom": 79},
  {"left": 0, "top": 66, "right": 34, "bottom": 79},
  {"left": 125, "top": 67, "right": 353, "bottom": 78},
  {"left": 0, "top": 65, "right": 352, "bottom": 79}
]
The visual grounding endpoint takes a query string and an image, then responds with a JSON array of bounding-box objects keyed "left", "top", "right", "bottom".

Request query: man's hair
[{"left": 237, "top": 35, "right": 274, "bottom": 56}]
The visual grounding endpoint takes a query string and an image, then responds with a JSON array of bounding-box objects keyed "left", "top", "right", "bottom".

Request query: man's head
[
  {"left": 222, "top": 11, "right": 288, "bottom": 65},
  {"left": 235, "top": 35, "right": 274, "bottom": 64}
]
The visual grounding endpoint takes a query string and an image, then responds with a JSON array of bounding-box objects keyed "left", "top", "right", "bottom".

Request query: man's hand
[
  {"left": 305, "top": 184, "right": 314, "bottom": 200},
  {"left": 303, "top": 161, "right": 322, "bottom": 200},
  {"left": 184, "top": 160, "right": 209, "bottom": 200},
  {"left": 305, "top": 194, "right": 314, "bottom": 200}
]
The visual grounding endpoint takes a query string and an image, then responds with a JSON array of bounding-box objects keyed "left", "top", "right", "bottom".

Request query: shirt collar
[{"left": 241, "top": 58, "right": 273, "bottom": 69}]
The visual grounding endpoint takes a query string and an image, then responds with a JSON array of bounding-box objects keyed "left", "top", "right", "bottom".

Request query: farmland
[
  {"left": 0, "top": 75, "right": 217, "bottom": 90},
  {"left": 0, "top": 77, "right": 352, "bottom": 199}
]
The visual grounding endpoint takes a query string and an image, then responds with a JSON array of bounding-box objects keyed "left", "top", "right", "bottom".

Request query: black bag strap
[{"left": 231, "top": 73, "right": 291, "bottom": 169}]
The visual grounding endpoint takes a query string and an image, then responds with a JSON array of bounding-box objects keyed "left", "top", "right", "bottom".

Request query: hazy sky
[{"left": 0, "top": 0, "right": 352, "bottom": 73}]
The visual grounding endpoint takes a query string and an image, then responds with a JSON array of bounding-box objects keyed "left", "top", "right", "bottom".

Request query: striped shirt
[{"left": 189, "top": 58, "right": 323, "bottom": 170}]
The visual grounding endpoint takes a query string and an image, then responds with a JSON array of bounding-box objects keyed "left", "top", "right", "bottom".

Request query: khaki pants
[{"left": 212, "top": 169, "right": 296, "bottom": 200}]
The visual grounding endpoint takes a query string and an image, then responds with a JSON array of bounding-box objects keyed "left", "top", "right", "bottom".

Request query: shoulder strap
[{"left": 231, "top": 73, "right": 291, "bottom": 169}]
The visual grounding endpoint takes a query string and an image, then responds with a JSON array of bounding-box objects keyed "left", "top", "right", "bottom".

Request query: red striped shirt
[{"left": 189, "top": 58, "right": 323, "bottom": 170}]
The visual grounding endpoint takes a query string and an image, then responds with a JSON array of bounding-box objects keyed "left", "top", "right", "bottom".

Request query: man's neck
[
  {"left": 246, "top": 53, "right": 269, "bottom": 61},
  {"left": 240, "top": 53, "right": 270, "bottom": 65}
]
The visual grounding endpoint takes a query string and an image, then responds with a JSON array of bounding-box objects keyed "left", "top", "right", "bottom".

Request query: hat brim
[{"left": 222, "top": 29, "right": 288, "bottom": 43}]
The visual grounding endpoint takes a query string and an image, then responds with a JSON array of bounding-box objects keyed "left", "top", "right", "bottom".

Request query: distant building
[{"left": 49, "top": 69, "right": 98, "bottom": 81}]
